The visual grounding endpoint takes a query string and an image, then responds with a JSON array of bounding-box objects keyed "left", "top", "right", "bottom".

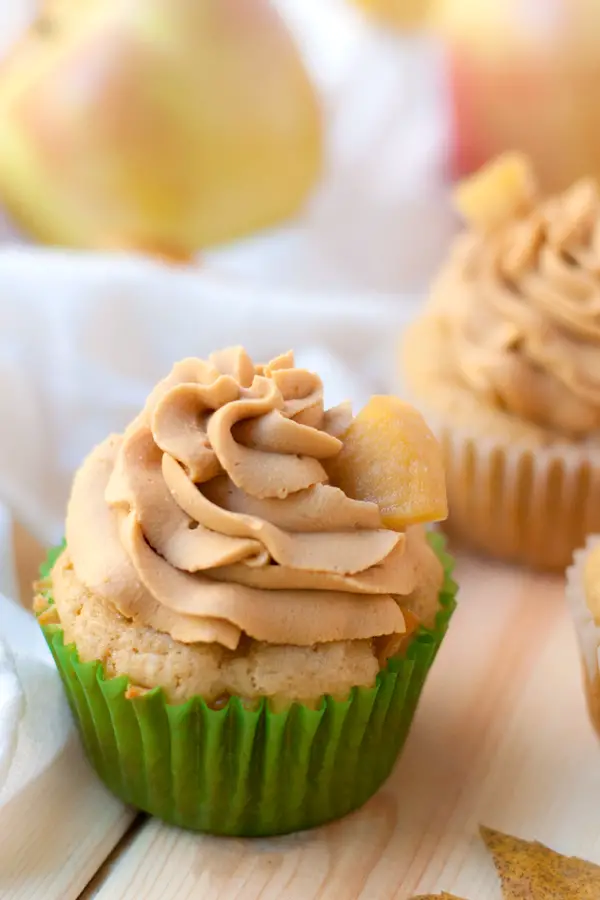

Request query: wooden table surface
[{"left": 7, "top": 521, "right": 600, "bottom": 900}]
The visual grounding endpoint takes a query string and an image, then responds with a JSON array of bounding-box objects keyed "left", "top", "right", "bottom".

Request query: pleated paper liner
[
  {"left": 566, "top": 535, "right": 600, "bottom": 740},
  {"left": 38, "top": 532, "right": 456, "bottom": 837},
  {"left": 440, "top": 430, "right": 600, "bottom": 570}
]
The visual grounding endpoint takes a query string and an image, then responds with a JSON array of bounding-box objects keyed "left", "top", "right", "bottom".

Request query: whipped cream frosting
[
  {"left": 65, "top": 348, "right": 441, "bottom": 650},
  {"left": 432, "top": 170, "right": 600, "bottom": 437}
]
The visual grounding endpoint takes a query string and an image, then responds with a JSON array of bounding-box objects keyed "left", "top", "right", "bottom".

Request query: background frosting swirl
[
  {"left": 66, "top": 348, "right": 439, "bottom": 649},
  {"left": 433, "top": 177, "right": 600, "bottom": 437}
]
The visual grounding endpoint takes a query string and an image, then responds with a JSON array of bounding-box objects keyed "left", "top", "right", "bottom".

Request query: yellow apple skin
[
  {"left": 350, "top": 0, "right": 433, "bottom": 28},
  {"left": 326, "top": 396, "right": 448, "bottom": 530},
  {"left": 0, "top": 0, "right": 322, "bottom": 257}
]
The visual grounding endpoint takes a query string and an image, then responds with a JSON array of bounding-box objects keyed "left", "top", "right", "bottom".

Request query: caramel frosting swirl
[
  {"left": 433, "top": 161, "right": 600, "bottom": 437},
  {"left": 66, "top": 348, "right": 439, "bottom": 649}
]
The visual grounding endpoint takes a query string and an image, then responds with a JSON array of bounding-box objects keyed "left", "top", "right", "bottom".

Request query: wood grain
[
  {"left": 78, "top": 818, "right": 146, "bottom": 900},
  {"left": 87, "top": 554, "right": 600, "bottom": 900}
]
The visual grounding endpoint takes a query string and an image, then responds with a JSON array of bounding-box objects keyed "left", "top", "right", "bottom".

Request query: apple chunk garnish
[{"left": 326, "top": 396, "right": 448, "bottom": 530}]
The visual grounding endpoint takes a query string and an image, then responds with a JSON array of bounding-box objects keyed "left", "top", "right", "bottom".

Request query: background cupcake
[
  {"left": 35, "top": 346, "right": 456, "bottom": 836},
  {"left": 403, "top": 154, "right": 600, "bottom": 570}
]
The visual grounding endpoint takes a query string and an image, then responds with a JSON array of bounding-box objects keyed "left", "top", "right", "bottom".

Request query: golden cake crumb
[{"left": 50, "top": 551, "right": 384, "bottom": 705}]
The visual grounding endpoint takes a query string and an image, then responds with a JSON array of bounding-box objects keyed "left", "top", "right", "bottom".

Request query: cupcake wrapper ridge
[
  {"left": 39, "top": 532, "right": 456, "bottom": 837},
  {"left": 438, "top": 426, "right": 600, "bottom": 570}
]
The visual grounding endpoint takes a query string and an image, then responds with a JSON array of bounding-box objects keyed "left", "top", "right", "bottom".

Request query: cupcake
[
  {"left": 567, "top": 538, "right": 600, "bottom": 736},
  {"left": 403, "top": 153, "right": 600, "bottom": 570},
  {"left": 35, "top": 347, "right": 456, "bottom": 836}
]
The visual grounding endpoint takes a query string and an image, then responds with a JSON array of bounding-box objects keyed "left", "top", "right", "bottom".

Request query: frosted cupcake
[
  {"left": 35, "top": 347, "right": 456, "bottom": 836},
  {"left": 403, "top": 154, "right": 600, "bottom": 569}
]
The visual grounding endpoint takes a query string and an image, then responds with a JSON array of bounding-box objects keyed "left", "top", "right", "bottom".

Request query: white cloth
[
  {"left": 0, "top": 507, "right": 72, "bottom": 807},
  {"left": 0, "top": 599, "right": 72, "bottom": 808},
  {"left": 0, "top": 634, "right": 22, "bottom": 791}
]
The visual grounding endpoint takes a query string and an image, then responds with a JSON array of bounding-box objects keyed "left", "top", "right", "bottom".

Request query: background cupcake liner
[
  {"left": 38, "top": 533, "right": 456, "bottom": 837},
  {"left": 566, "top": 536, "right": 600, "bottom": 738},
  {"left": 439, "top": 430, "right": 600, "bottom": 570},
  {"left": 395, "top": 404, "right": 600, "bottom": 571}
]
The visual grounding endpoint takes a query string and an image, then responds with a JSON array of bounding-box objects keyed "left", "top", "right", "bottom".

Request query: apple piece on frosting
[
  {"left": 325, "top": 396, "right": 448, "bottom": 530},
  {"left": 454, "top": 152, "right": 536, "bottom": 232}
]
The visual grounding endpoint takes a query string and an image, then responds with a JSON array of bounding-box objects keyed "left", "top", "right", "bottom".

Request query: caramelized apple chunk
[
  {"left": 454, "top": 152, "right": 536, "bottom": 232},
  {"left": 326, "top": 396, "right": 448, "bottom": 529}
]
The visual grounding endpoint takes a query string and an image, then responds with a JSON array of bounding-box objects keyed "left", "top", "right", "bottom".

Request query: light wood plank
[
  {"left": 0, "top": 734, "right": 136, "bottom": 900},
  {"left": 78, "top": 818, "right": 147, "bottom": 900},
  {"left": 88, "top": 554, "right": 597, "bottom": 899}
]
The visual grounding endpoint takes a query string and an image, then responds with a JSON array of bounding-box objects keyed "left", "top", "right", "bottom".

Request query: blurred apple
[
  {"left": 350, "top": 0, "right": 433, "bottom": 28},
  {"left": 432, "top": 0, "right": 600, "bottom": 192},
  {"left": 0, "top": 0, "right": 322, "bottom": 259}
]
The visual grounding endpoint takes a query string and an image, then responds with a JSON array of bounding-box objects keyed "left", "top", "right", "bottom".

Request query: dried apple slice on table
[
  {"left": 412, "top": 895, "right": 467, "bottom": 899},
  {"left": 481, "top": 825, "right": 600, "bottom": 899},
  {"left": 326, "top": 396, "right": 447, "bottom": 530}
]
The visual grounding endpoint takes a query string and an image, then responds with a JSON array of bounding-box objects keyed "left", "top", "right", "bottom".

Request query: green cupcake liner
[{"left": 39, "top": 531, "right": 456, "bottom": 836}]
